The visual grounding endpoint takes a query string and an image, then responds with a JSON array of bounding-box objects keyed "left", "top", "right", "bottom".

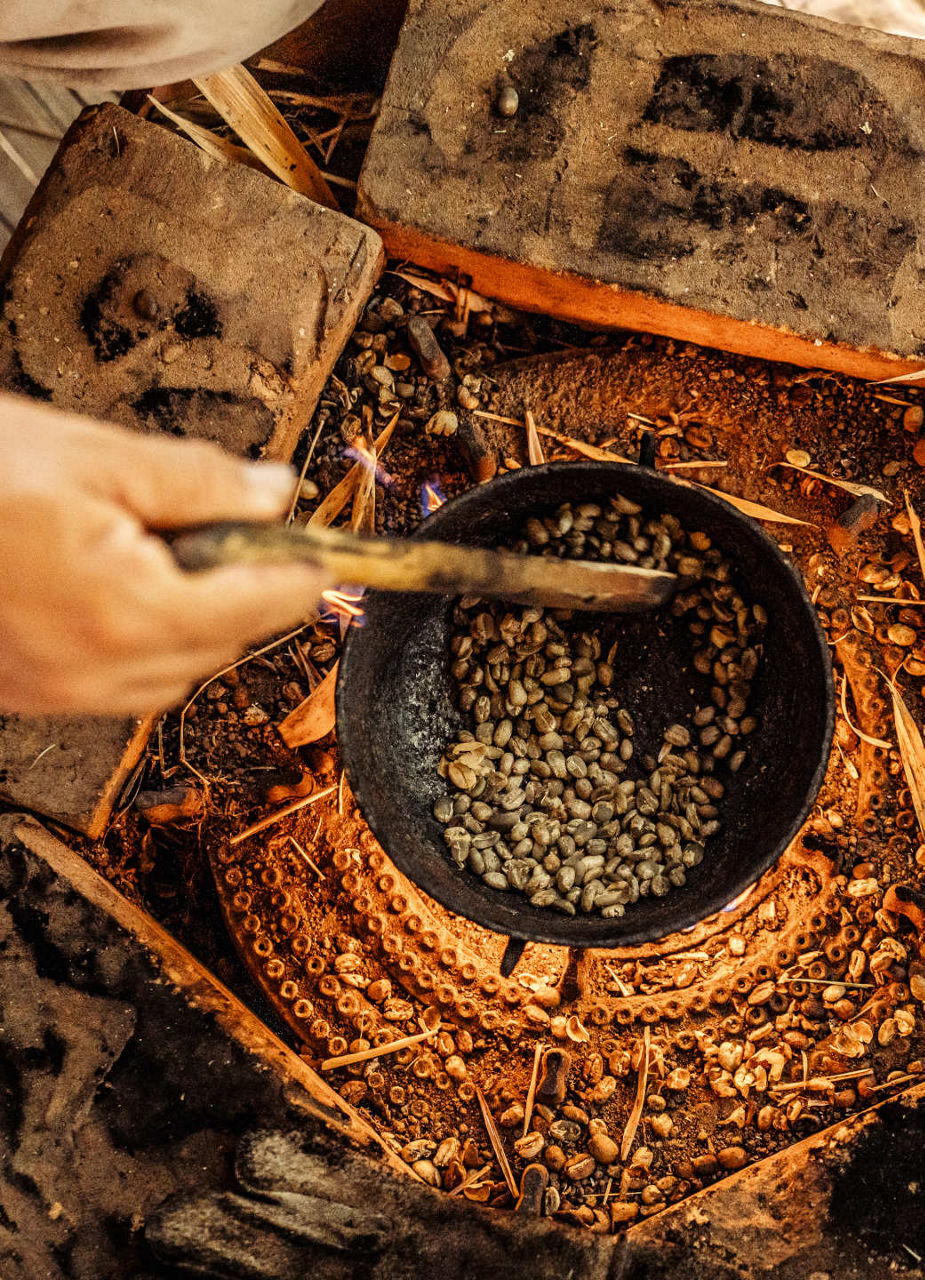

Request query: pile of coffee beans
[{"left": 432, "top": 494, "right": 766, "bottom": 917}]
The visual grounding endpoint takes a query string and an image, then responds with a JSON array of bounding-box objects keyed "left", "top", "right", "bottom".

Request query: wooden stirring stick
[{"left": 170, "top": 521, "right": 675, "bottom": 613}]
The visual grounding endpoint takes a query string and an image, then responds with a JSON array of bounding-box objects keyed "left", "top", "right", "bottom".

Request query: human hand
[{"left": 0, "top": 395, "right": 330, "bottom": 714}]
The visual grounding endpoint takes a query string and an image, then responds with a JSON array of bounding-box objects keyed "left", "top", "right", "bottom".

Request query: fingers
[
  {"left": 90, "top": 430, "right": 297, "bottom": 529},
  {"left": 171, "top": 561, "right": 332, "bottom": 648},
  {"left": 1, "top": 394, "right": 298, "bottom": 529}
]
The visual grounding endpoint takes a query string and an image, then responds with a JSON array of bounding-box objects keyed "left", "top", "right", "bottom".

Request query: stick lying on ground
[{"left": 170, "top": 521, "right": 676, "bottom": 613}]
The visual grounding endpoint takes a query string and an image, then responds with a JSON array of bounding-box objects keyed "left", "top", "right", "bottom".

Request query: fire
[
  {"left": 420, "top": 477, "right": 447, "bottom": 517},
  {"left": 321, "top": 587, "right": 365, "bottom": 626},
  {"left": 345, "top": 439, "right": 392, "bottom": 486},
  {"left": 722, "top": 884, "right": 756, "bottom": 914}
]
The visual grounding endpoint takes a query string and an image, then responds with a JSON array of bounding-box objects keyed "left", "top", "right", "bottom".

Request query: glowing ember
[{"left": 420, "top": 477, "right": 447, "bottom": 517}]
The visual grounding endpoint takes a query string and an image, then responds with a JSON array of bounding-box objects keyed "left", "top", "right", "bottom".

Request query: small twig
[
  {"left": 778, "top": 977, "right": 874, "bottom": 990},
  {"left": 620, "top": 1025, "right": 650, "bottom": 1161},
  {"left": 286, "top": 417, "right": 326, "bottom": 523},
  {"left": 857, "top": 595, "right": 925, "bottom": 605},
  {"left": 475, "top": 1086, "right": 519, "bottom": 1199},
  {"left": 338, "top": 770, "right": 346, "bottom": 815},
  {"left": 871, "top": 1072, "right": 922, "bottom": 1092},
  {"left": 28, "top": 743, "right": 58, "bottom": 770},
  {"left": 229, "top": 784, "right": 336, "bottom": 846},
  {"left": 321, "top": 1025, "right": 438, "bottom": 1072},
  {"left": 522, "top": 1042, "right": 545, "bottom": 1137},
  {"left": 472, "top": 409, "right": 525, "bottom": 427},
  {"left": 289, "top": 835, "right": 325, "bottom": 881}
]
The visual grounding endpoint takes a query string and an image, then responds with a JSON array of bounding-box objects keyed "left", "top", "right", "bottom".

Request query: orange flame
[
  {"left": 321, "top": 588, "right": 365, "bottom": 621},
  {"left": 422, "top": 482, "right": 446, "bottom": 516}
]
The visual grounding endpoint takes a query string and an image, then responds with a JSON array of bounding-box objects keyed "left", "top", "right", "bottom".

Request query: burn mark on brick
[
  {"left": 80, "top": 261, "right": 142, "bottom": 362},
  {"left": 130, "top": 387, "right": 275, "bottom": 455},
  {"left": 483, "top": 23, "right": 596, "bottom": 166},
  {"left": 598, "top": 148, "right": 914, "bottom": 288},
  {"left": 174, "top": 289, "right": 222, "bottom": 341},
  {"left": 643, "top": 53, "right": 906, "bottom": 159},
  {"left": 600, "top": 149, "right": 813, "bottom": 261},
  {"left": 3, "top": 351, "right": 52, "bottom": 401}
]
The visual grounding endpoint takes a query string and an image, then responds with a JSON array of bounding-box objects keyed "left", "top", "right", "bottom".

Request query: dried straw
[
  {"left": 524, "top": 410, "right": 546, "bottom": 466},
  {"left": 773, "top": 461, "right": 889, "bottom": 504},
  {"left": 194, "top": 65, "right": 338, "bottom": 208},
  {"left": 147, "top": 96, "right": 262, "bottom": 170},
  {"left": 475, "top": 1086, "right": 519, "bottom": 1199},
  {"left": 308, "top": 411, "right": 399, "bottom": 529},
  {"left": 889, "top": 678, "right": 925, "bottom": 840},
  {"left": 697, "top": 486, "right": 816, "bottom": 527}
]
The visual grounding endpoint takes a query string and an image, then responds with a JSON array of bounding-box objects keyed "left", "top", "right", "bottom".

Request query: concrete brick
[
  {"left": 359, "top": 0, "right": 925, "bottom": 380},
  {"left": 0, "top": 103, "right": 383, "bottom": 836}
]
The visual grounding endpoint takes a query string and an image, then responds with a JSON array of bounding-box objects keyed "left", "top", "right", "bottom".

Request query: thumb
[{"left": 89, "top": 429, "right": 296, "bottom": 528}]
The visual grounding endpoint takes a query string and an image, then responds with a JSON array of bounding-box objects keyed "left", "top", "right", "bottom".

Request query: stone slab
[
  {"left": 0, "top": 102, "right": 383, "bottom": 837},
  {"left": 0, "top": 815, "right": 620, "bottom": 1280},
  {"left": 358, "top": 0, "right": 925, "bottom": 380}
]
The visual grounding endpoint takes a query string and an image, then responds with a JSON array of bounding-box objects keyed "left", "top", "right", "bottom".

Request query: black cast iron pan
[{"left": 337, "top": 459, "right": 834, "bottom": 955}]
